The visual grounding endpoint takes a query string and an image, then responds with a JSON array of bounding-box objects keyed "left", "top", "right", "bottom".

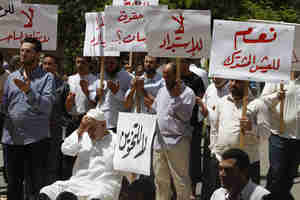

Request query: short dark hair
[
  {"left": 75, "top": 55, "right": 92, "bottom": 63},
  {"left": 222, "top": 148, "right": 250, "bottom": 171},
  {"left": 43, "top": 54, "right": 59, "bottom": 65},
  {"left": 22, "top": 37, "right": 42, "bottom": 52},
  {"left": 0, "top": 51, "right": 3, "bottom": 64}
]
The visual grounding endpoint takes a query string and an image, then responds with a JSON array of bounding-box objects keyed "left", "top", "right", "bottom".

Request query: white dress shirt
[
  {"left": 67, "top": 73, "right": 97, "bottom": 115},
  {"left": 210, "top": 180, "right": 270, "bottom": 200},
  {"left": 212, "top": 94, "right": 259, "bottom": 163},
  {"left": 261, "top": 80, "right": 300, "bottom": 139},
  {"left": 201, "top": 82, "right": 230, "bottom": 150}
]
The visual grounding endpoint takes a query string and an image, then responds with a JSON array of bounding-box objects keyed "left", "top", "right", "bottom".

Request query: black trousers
[
  {"left": 6, "top": 139, "right": 50, "bottom": 200},
  {"left": 61, "top": 117, "right": 82, "bottom": 180}
]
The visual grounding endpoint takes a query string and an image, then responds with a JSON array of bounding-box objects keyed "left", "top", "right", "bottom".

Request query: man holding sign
[
  {"left": 260, "top": 79, "right": 300, "bottom": 200},
  {"left": 205, "top": 79, "right": 260, "bottom": 200},
  {"left": 151, "top": 62, "right": 195, "bottom": 200}
]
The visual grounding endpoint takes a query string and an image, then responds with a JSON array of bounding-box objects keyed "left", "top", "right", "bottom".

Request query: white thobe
[{"left": 40, "top": 131, "right": 122, "bottom": 200}]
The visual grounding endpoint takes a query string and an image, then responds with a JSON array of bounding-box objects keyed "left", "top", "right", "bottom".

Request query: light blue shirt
[
  {"left": 126, "top": 73, "right": 164, "bottom": 114},
  {"left": 2, "top": 67, "right": 55, "bottom": 145},
  {"left": 90, "top": 69, "right": 132, "bottom": 129},
  {"left": 152, "top": 84, "right": 195, "bottom": 149}
]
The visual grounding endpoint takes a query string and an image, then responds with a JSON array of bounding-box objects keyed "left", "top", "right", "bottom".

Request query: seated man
[
  {"left": 39, "top": 109, "right": 122, "bottom": 200},
  {"left": 210, "top": 148, "right": 270, "bottom": 200}
]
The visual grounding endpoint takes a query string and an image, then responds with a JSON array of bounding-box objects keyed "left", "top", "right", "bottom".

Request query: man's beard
[
  {"left": 231, "top": 87, "right": 244, "bottom": 100},
  {"left": 145, "top": 68, "right": 156, "bottom": 76},
  {"left": 22, "top": 58, "right": 35, "bottom": 67},
  {"left": 106, "top": 66, "right": 119, "bottom": 78},
  {"left": 166, "top": 79, "right": 176, "bottom": 91}
]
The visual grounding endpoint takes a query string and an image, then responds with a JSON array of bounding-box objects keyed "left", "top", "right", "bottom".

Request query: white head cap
[{"left": 86, "top": 109, "right": 105, "bottom": 121}]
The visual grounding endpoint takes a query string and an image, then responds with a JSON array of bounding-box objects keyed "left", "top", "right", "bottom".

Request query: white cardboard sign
[
  {"left": 209, "top": 20, "right": 295, "bottom": 83},
  {"left": 104, "top": 5, "right": 167, "bottom": 52},
  {"left": 145, "top": 9, "right": 211, "bottom": 58},
  {"left": 113, "top": 112, "right": 156, "bottom": 175},
  {"left": 0, "top": 3, "right": 58, "bottom": 50},
  {"left": 84, "top": 12, "right": 120, "bottom": 57},
  {"left": 113, "top": 0, "right": 158, "bottom": 6}
]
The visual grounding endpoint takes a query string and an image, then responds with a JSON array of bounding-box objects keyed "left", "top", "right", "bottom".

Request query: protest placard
[
  {"left": 0, "top": 3, "right": 58, "bottom": 50},
  {"left": 113, "top": 112, "right": 156, "bottom": 175},
  {"left": 113, "top": 0, "right": 158, "bottom": 6},
  {"left": 249, "top": 19, "right": 300, "bottom": 71},
  {"left": 209, "top": 20, "right": 295, "bottom": 83},
  {"left": 84, "top": 12, "right": 120, "bottom": 57},
  {"left": 104, "top": 5, "right": 167, "bottom": 52},
  {"left": 144, "top": 9, "right": 211, "bottom": 58}
]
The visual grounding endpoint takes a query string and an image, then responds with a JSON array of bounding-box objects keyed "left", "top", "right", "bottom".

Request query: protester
[
  {"left": 42, "top": 54, "right": 70, "bottom": 184},
  {"left": 39, "top": 109, "right": 123, "bottom": 200},
  {"left": 0, "top": 51, "right": 10, "bottom": 184},
  {"left": 151, "top": 62, "right": 195, "bottom": 200},
  {"left": 63, "top": 54, "right": 97, "bottom": 180},
  {"left": 180, "top": 58, "right": 206, "bottom": 199},
  {"left": 210, "top": 148, "right": 270, "bottom": 200},
  {"left": 125, "top": 55, "right": 164, "bottom": 114},
  {"left": 1, "top": 37, "right": 55, "bottom": 200},
  {"left": 123, "top": 55, "right": 163, "bottom": 200},
  {"left": 199, "top": 77, "right": 230, "bottom": 200},
  {"left": 259, "top": 76, "right": 300, "bottom": 200},
  {"left": 90, "top": 56, "right": 132, "bottom": 133},
  {"left": 7, "top": 55, "right": 21, "bottom": 73},
  {"left": 202, "top": 79, "right": 260, "bottom": 200}
]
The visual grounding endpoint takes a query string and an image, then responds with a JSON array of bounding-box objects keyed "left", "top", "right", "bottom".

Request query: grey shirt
[{"left": 2, "top": 67, "right": 55, "bottom": 145}]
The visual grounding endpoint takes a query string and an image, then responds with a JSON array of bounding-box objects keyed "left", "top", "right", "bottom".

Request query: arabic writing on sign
[
  {"left": 0, "top": 0, "right": 15, "bottom": 18},
  {"left": 234, "top": 27, "right": 277, "bottom": 50},
  {"left": 159, "top": 14, "right": 203, "bottom": 57},
  {"left": 123, "top": 0, "right": 151, "bottom": 6},
  {"left": 224, "top": 49, "right": 280, "bottom": 73},
  {"left": 90, "top": 32, "right": 105, "bottom": 47},
  {"left": 0, "top": 31, "right": 50, "bottom": 43},
  {"left": 119, "top": 122, "right": 148, "bottom": 159},
  {"left": 118, "top": 10, "right": 144, "bottom": 24},
  {"left": 21, "top": 7, "right": 34, "bottom": 28},
  {"left": 96, "top": 15, "right": 104, "bottom": 30},
  {"left": 113, "top": 30, "right": 145, "bottom": 44}
]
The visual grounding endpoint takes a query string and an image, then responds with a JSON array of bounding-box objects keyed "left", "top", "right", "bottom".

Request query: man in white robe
[{"left": 39, "top": 109, "right": 122, "bottom": 200}]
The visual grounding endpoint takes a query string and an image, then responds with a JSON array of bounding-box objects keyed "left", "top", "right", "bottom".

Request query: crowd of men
[{"left": 0, "top": 37, "right": 299, "bottom": 200}]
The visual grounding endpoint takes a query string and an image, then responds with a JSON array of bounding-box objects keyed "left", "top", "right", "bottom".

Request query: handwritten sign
[
  {"left": 113, "top": 0, "right": 158, "bottom": 6},
  {"left": 104, "top": 5, "right": 167, "bottom": 52},
  {"left": 113, "top": 112, "right": 156, "bottom": 175},
  {"left": 0, "top": 3, "right": 58, "bottom": 50},
  {"left": 0, "top": 0, "right": 22, "bottom": 20},
  {"left": 209, "top": 20, "right": 295, "bottom": 83},
  {"left": 144, "top": 9, "right": 211, "bottom": 58},
  {"left": 84, "top": 12, "right": 120, "bottom": 57},
  {"left": 249, "top": 19, "right": 300, "bottom": 71}
]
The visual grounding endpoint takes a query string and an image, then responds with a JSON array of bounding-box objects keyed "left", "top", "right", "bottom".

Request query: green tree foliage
[{"left": 23, "top": 0, "right": 300, "bottom": 73}]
